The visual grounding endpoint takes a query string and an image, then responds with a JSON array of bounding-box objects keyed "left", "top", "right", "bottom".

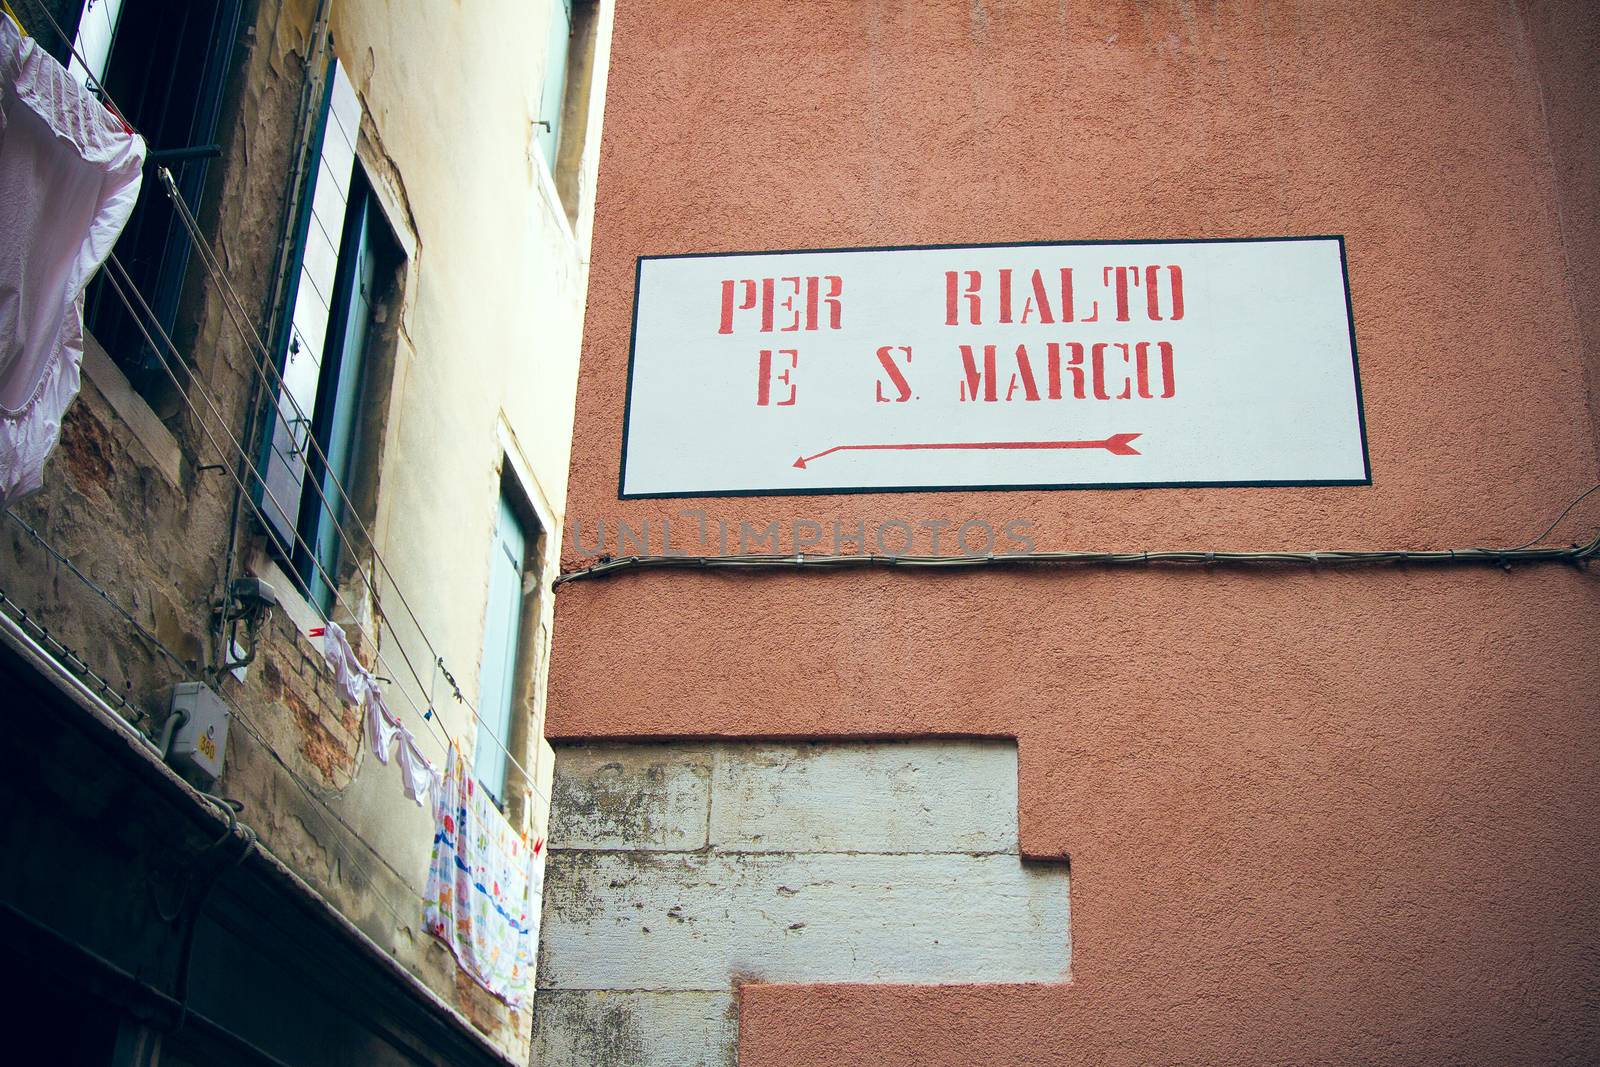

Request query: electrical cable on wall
[
  {"left": 17, "top": 3, "right": 447, "bottom": 760},
  {"left": 102, "top": 259, "right": 547, "bottom": 802},
  {"left": 0, "top": 530, "right": 418, "bottom": 915},
  {"left": 100, "top": 262, "right": 452, "bottom": 761},
  {"left": 103, "top": 260, "right": 565, "bottom": 819},
  {"left": 554, "top": 488, "right": 1600, "bottom": 586}
]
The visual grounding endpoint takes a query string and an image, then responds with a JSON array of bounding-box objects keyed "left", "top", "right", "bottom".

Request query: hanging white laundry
[
  {"left": 313, "top": 620, "right": 403, "bottom": 764},
  {"left": 396, "top": 726, "right": 439, "bottom": 807},
  {"left": 364, "top": 685, "right": 400, "bottom": 765},
  {"left": 309, "top": 618, "right": 441, "bottom": 802},
  {"left": 0, "top": 13, "right": 144, "bottom": 507},
  {"left": 314, "top": 620, "right": 370, "bottom": 706}
]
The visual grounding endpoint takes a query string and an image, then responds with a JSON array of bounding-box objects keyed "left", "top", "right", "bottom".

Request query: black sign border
[{"left": 616, "top": 234, "right": 1370, "bottom": 500}]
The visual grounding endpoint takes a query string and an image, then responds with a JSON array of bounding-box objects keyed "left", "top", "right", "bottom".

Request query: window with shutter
[
  {"left": 256, "top": 58, "right": 394, "bottom": 613},
  {"left": 535, "top": 0, "right": 600, "bottom": 222},
  {"left": 536, "top": 0, "right": 572, "bottom": 164},
  {"left": 474, "top": 495, "right": 529, "bottom": 806}
]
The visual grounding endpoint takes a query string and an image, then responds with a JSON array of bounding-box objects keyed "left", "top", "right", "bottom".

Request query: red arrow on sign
[{"left": 792, "top": 432, "right": 1141, "bottom": 470}]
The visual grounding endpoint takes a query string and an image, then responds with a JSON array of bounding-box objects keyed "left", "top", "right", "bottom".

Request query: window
[
  {"left": 534, "top": 0, "right": 572, "bottom": 166},
  {"left": 256, "top": 59, "right": 398, "bottom": 613},
  {"left": 474, "top": 490, "right": 541, "bottom": 807},
  {"left": 64, "top": 0, "right": 244, "bottom": 404},
  {"left": 535, "top": 0, "right": 600, "bottom": 222}
]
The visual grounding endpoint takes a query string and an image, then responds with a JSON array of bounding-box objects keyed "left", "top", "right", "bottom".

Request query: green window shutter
[
  {"left": 536, "top": 0, "right": 572, "bottom": 163},
  {"left": 306, "top": 178, "right": 376, "bottom": 612},
  {"left": 473, "top": 497, "right": 528, "bottom": 804},
  {"left": 259, "top": 59, "right": 359, "bottom": 555},
  {"left": 79, "top": 0, "right": 244, "bottom": 386}
]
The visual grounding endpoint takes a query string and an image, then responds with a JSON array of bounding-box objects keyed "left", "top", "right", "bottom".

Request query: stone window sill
[{"left": 79, "top": 331, "right": 182, "bottom": 489}]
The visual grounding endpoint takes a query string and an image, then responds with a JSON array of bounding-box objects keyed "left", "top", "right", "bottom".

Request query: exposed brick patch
[
  {"left": 336, "top": 693, "right": 359, "bottom": 736},
  {"left": 261, "top": 655, "right": 285, "bottom": 695},
  {"left": 261, "top": 642, "right": 363, "bottom": 784},
  {"left": 58, "top": 405, "right": 118, "bottom": 496},
  {"left": 285, "top": 683, "right": 356, "bottom": 783}
]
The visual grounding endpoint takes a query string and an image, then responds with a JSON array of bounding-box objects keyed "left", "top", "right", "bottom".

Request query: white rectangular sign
[{"left": 619, "top": 237, "right": 1368, "bottom": 498}]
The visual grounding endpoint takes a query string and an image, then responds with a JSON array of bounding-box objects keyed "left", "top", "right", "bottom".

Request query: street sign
[{"left": 619, "top": 236, "right": 1368, "bottom": 498}]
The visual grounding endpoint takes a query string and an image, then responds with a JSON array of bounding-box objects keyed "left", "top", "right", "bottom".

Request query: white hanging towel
[
  {"left": 315, "top": 620, "right": 372, "bottom": 707},
  {"left": 312, "top": 619, "right": 402, "bottom": 764},
  {"left": 396, "top": 725, "right": 439, "bottom": 807},
  {"left": 0, "top": 12, "right": 144, "bottom": 507},
  {"left": 363, "top": 684, "right": 400, "bottom": 765}
]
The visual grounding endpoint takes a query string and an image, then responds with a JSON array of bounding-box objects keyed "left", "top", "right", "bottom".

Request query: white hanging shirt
[
  {"left": 0, "top": 13, "right": 144, "bottom": 506},
  {"left": 396, "top": 725, "right": 439, "bottom": 808},
  {"left": 314, "top": 619, "right": 438, "bottom": 805}
]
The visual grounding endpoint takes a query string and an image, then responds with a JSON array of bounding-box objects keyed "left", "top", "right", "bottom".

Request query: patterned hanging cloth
[{"left": 423, "top": 744, "right": 545, "bottom": 1006}]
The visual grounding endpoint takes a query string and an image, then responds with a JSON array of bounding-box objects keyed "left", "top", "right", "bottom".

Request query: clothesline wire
[
  {"left": 19, "top": 0, "right": 551, "bottom": 806},
  {"left": 30, "top": 0, "right": 479, "bottom": 722},
  {"left": 151, "top": 176, "right": 553, "bottom": 807},
  {"left": 226, "top": 705, "right": 421, "bottom": 929},
  {"left": 0, "top": 586, "right": 142, "bottom": 719},
  {"left": 144, "top": 138, "right": 547, "bottom": 805},
  {"left": 154, "top": 164, "right": 510, "bottom": 737},
  {"left": 105, "top": 234, "right": 462, "bottom": 762},
  {"left": 4, "top": 507, "right": 192, "bottom": 679},
  {"left": 0, "top": 543, "right": 420, "bottom": 932},
  {"left": 11, "top": 0, "right": 544, "bottom": 979},
  {"left": 17, "top": 0, "right": 453, "bottom": 756},
  {"left": 6, "top": 2, "right": 123, "bottom": 131},
  {"left": 100, "top": 258, "right": 456, "bottom": 774},
  {"left": 101, "top": 255, "right": 549, "bottom": 805}
]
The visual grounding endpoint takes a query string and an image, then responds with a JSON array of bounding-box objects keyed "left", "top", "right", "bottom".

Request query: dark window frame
[{"left": 74, "top": 0, "right": 243, "bottom": 400}]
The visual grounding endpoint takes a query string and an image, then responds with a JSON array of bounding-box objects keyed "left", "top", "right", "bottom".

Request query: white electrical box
[{"left": 169, "top": 682, "right": 230, "bottom": 785}]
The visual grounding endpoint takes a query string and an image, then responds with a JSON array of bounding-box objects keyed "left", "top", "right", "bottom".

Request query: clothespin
[{"left": 104, "top": 99, "right": 134, "bottom": 137}]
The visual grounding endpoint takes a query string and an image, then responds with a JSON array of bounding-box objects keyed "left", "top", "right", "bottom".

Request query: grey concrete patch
[
  {"left": 532, "top": 990, "right": 736, "bottom": 1067},
  {"left": 708, "top": 739, "right": 1019, "bottom": 854},
  {"left": 540, "top": 849, "right": 1068, "bottom": 989},
  {"left": 535, "top": 739, "right": 1069, "bottom": 1066},
  {"left": 549, "top": 744, "right": 713, "bottom": 851}
]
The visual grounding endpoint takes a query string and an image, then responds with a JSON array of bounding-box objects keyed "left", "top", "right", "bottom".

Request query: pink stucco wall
[{"left": 550, "top": 2, "right": 1600, "bottom": 1062}]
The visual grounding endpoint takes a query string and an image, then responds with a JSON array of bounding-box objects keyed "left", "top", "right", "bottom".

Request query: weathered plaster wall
[
  {"left": 2, "top": 0, "right": 610, "bottom": 1060},
  {"left": 535, "top": 740, "right": 1067, "bottom": 1066},
  {"left": 550, "top": 1, "right": 1600, "bottom": 1063}
]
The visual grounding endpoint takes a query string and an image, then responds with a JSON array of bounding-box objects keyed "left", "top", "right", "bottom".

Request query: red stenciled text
[
  {"left": 723, "top": 262, "right": 1188, "bottom": 409},
  {"left": 938, "top": 264, "right": 1183, "bottom": 403},
  {"left": 720, "top": 275, "right": 844, "bottom": 334},
  {"left": 720, "top": 275, "right": 844, "bottom": 408}
]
